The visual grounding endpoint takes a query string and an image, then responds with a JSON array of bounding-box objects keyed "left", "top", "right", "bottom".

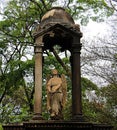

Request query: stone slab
[{"left": 3, "top": 121, "right": 113, "bottom": 130}]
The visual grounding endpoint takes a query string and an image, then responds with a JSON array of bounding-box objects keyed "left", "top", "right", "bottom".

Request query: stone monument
[
  {"left": 3, "top": 7, "right": 113, "bottom": 130},
  {"left": 32, "top": 6, "right": 83, "bottom": 121}
]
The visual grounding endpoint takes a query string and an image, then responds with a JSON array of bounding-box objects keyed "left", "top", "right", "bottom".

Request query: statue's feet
[
  {"left": 50, "top": 113, "right": 62, "bottom": 120},
  {"left": 50, "top": 113, "right": 56, "bottom": 120}
]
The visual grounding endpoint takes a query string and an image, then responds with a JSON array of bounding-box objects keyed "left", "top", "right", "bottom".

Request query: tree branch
[
  {"left": 40, "top": 0, "right": 47, "bottom": 10},
  {"left": 109, "top": 0, "right": 117, "bottom": 11},
  {"left": 29, "top": 0, "right": 43, "bottom": 12},
  {"left": 0, "top": 89, "right": 6, "bottom": 103},
  {"left": 52, "top": 48, "right": 71, "bottom": 79}
]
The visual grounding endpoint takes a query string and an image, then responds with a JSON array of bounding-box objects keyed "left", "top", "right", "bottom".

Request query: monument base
[{"left": 3, "top": 120, "right": 113, "bottom": 130}]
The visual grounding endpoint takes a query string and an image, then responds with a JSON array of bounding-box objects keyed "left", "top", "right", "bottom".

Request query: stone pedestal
[
  {"left": 3, "top": 124, "right": 23, "bottom": 130},
  {"left": 24, "top": 121, "right": 92, "bottom": 130},
  {"left": 3, "top": 121, "right": 113, "bottom": 130}
]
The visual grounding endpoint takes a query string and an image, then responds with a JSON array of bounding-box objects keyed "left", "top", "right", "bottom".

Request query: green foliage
[
  {"left": 63, "top": 98, "right": 72, "bottom": 120},
  {"left": 0, "top": 59, "right": 34, "bottom": 123},
  {"left": 0, "top": 125, "right": 3, "bottom": 130},
  {"left": 64, "top": 0, "right": 114, "bottom": 25},
  {"left": 62, "top": 77, "right": 99, "bottom": 120},
  {"left": 81, "top": 77, "right": 98, "bottom": 91},
  {"left": 82, "top": 83, "right": 117, "bottom": 129},
  {"left": 100, "top": 84, "right": 117, "bottom": 117},
  {"left": 0, "top": 85, "right": 33, "bottom": 123},
  {"left": 0, "top": 0, "right": 116, "bottom": 128}
]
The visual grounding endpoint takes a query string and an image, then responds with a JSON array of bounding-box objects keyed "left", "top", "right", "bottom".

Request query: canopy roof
[
  {"left": 41, "top": 7, "right": 75, "bottom": 26},
  {"left": 33, "top": 7, "right": 82, "bottom": 52}
]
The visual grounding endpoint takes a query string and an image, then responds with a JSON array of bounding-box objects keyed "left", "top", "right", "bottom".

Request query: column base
[
  {"left": 32, "top": 113, "right": 43, "bottom": 120},
  {"left": 72, "top": 114, "right": 85, "bottom": 122}
]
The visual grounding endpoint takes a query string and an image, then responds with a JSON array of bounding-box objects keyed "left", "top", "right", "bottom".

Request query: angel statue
[{"left": 46, "top": 69, "right": 67, "bottom": 120}]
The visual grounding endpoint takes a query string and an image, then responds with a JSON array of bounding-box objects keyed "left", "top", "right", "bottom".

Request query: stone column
[
  {"left": 71, "top": 36, "right": 83, "bottom": 121},
  {"left": 33, "top": 36, "right": 43, "bottom": 120}
]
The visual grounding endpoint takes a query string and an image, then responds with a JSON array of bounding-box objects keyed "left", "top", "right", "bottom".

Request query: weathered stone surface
[
  {"left": 41, "top": 7, "right": 75, "bottom": 25},
  {"left": 3, "top": 122, "right": 113, "bottom": 130},
  {"left": 33, "top": 7, "right": 82, "bottom": 39}
]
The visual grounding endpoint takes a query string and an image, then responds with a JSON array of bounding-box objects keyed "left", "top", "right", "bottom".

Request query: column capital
[
  {"left": 34, "top": 44, "right": 44, "bottom": 53},
  {"left": 71, "top": 43, "right": 82, "bottom": 53},
  {"left": 72, "top": 43, "right": 82, "bottom": 48}
]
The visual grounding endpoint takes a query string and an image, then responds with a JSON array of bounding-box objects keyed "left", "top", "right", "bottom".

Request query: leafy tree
[
  {"left": 80, "top": 3, "right": 117, "bottom": 128},
  {"left": 107, "top": 0, "right": 117, "bottom": 12},
  {"left": 52, "top": 0, "right": 113, "bottom": 25},
  {"left": 100, "top": 84, "right": 117, "bottom": 124},
  {"left": 0, "top": 0, "right": 115, "bottom": 126},
  {"left": 0, "top": 124, "right": 3, "bottom": 130}
]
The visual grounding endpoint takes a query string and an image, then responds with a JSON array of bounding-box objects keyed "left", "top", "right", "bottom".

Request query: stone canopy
[
  {"left": 41, "top": 7, "right": 75, "bottom": 25},
  {"left": 33, "top": 7, "right": 82, "bottom": 52}
]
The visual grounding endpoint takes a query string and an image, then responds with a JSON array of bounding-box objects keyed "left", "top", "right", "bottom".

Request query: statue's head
[{"left": 51, "top": 69, "right": 58, "bottom": 75}]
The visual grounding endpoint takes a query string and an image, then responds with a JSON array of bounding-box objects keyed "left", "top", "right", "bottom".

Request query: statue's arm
[
  {"left": 47, "top": 79, "right": 52, "bottom": 92},
  {"left": 53, "top": 84, "right": 61, "bottom": 91},
  {"left": 52, "top": 80, "right": 62, "bottom": 92}
]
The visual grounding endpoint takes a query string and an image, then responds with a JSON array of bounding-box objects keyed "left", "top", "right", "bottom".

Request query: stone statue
[{"left": 46, "top": 69, "right": 67, "bottom": 120}]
